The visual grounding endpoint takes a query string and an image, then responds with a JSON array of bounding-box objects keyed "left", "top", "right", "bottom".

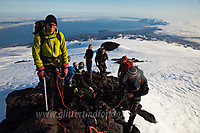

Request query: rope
[
  {"left": 56, "top": 70, "right": 73, "bottom": 133},
  {"left": 55, "top": 69, "right": 127, "bottom": 133},
  {"left": 88, "top": 95, "right": 127, "bottom": 133},
  {"left": 75, "top": 89, "right": 95, "bottom": 98}
]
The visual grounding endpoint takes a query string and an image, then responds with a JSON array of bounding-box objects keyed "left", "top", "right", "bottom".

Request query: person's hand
[
  {"left": 127, "top": 93, "right": 134, "bottom": 98},
  {"left": 63, "top": 63, "right": 68, "bottom": 76},
  {"left": 37, "top": 71, "right": 44, "bottom": 79},
  {"left": 124, "top": 89, "right": 128, "bottom": 95},
  {"left": 36, "top": 66, "right": 45, "bottom": 79}
]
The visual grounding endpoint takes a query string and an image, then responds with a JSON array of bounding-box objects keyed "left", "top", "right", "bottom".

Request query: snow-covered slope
[{"left": 0, "top": 38, "right": 200, "bottom": 133}]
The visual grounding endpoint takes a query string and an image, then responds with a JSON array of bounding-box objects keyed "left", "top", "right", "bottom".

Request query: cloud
[
  {"left": 0, "top": 21, "right": 34, "bottom": 30},
  {"left": 155, "top": 18, "right": 200, "bottom": 44}
]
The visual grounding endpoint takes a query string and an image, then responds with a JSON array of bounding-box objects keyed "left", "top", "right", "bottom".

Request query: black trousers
[
  {"left": 118, "top": 72, "right": 126, "bottom": 88},
  {"left": 97, "top": 61, "right": 107, "bottom": 79},
  {"left": 127, "top": 98, "right": 141, "bottom": 127},
  {"left": 42, "top": 66, "right": 62, "bottom": 110},
  {"left": 86, "top": 59, "right": 92, "bottom": 79}
]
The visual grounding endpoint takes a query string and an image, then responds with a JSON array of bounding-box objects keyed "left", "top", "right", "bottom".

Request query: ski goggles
[{"left": 47, "top": 23, "right": 57, "bottom": 27}]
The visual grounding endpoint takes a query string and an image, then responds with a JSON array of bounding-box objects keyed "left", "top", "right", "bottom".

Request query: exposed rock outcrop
[{"left": 0, "top": 71, "right": 156, "bottom": 133}]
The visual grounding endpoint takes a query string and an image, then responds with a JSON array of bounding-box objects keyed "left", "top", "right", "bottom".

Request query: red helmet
[{"left": 122, "top": 56, "right": 128, "bottom": 60}]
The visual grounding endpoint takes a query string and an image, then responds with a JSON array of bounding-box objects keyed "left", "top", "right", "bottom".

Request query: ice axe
[{"left": 43, "top": 76, "right": 48, "bottom": 112}]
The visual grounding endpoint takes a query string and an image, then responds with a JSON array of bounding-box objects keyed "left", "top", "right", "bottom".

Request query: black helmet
[{"left": 45, "top": 14, "right": 57, "bottom": 25}]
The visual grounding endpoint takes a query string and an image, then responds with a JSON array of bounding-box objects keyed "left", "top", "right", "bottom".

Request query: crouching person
[
  {"left": 122, "top": 66, "right": 149, "bottom": 132},
  {"left": 74, "top": 62, "right": 94, "bottom": 94}
]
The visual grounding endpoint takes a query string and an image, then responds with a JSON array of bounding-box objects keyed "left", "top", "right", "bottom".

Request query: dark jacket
[
  {"left": 95, "top": 52, "right": 108, "bottom": 63},
  {"left": 85, "top": 49, "right": 93, "bottom": 60},
  {"left": 74, "top": 70, "right": 90, "bottom": 89},
  {"left": 122, "top": 69, "right": 149, "bottom": 98}
]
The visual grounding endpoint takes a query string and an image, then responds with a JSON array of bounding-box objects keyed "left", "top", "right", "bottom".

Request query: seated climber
[
  {"left": 73, "top": 62, "right": 104, "bottom": 110},
  {"left": 122, "top": 66, "right": 149, "bottom": 132},
  {"left": 73, "top": 62, "right": 94, "bottom": 94},
  {"left": 73, "top": 62, "right": 78, "bottom": 72}
]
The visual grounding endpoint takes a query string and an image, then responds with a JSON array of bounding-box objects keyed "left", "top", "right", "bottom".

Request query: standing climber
[
  {"left": 122, "top": 66, "right": 149, "bottom": 132},
  {"left": 118, "top": 56, "right": 133, "bottom": 88},
  {"left": 32, "top": 14, "right": 68, "bottom": 110},
  {"left": 84, "top": 44, "right": 94, "bottom": 80},
  {"left": 95, "top": 48, "right": 108, "bottom": 79}
]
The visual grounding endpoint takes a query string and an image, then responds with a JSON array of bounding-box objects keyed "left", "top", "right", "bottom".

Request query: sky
[{"left": 0, "top": 0, "right": 200, "bottom": 20}]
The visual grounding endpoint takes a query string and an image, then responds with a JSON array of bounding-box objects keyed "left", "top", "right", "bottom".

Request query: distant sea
[{"left": 0, "top": 19, "right": 150, "bottom": 47}]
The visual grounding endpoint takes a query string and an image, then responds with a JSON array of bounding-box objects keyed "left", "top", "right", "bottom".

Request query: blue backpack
[{"left": 64, "top": 66, "right": 76, "bottom": 82}]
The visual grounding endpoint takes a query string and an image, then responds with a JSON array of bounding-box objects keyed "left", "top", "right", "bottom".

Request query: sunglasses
[{"left": 47, "top": 23, "right": 57, "bottom": 27}]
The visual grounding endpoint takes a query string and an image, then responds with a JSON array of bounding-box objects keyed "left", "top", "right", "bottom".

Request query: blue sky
[{"left": 0, "top": 0, "right": 200, "bottom": 20}]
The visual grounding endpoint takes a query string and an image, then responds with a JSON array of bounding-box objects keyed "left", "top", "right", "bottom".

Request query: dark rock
[
  {"left": 14, "top": 117, "right": 55, "bottom": 133},
  {"left": 14, "top": 60, "right": 31, "bottom": 64},
  {"left": 101, "top": 41, "right": 120, "bottom": 51},
  {"left": 0, "top": 71, "right": 156, "bottom": 133},
  {"left": 5, "top": 87, "right": 44, "bottom": 131},
  {"left": 0, "top": 128, "right": 6, "bottom": 133},
  {"left": 137, "top": 109, "right": 157, "bottom": 123}
]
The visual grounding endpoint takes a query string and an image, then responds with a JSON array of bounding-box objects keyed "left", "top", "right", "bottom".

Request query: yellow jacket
[{"left": 32, "top": 28, "right": 68, "bottom": 69}]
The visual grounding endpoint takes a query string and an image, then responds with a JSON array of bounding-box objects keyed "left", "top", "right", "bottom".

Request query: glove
[
  {"left": 36, "top": 66, "right": 45, "bottom": 79},
  {"left": 63, "top": 63, "right": 68, "bottom": 76},
  {"left": 124, "top": 89, "right": 128, "bottom": 95},
  {"left": 127, "top": 93, "right": 134, "bottom": 98}
]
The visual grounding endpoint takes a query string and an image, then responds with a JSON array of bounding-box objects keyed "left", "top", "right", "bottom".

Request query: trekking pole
[{"left": 43, "top": 76, "right": 48, "bottom": 112}]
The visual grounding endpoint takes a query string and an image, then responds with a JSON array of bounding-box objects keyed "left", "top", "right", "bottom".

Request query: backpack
[
  {"left": 127, "top": 60, "right": 134, "bottom": 67},
  {"left": 67, "top": 66, "right": 76, "bottom": 77}
]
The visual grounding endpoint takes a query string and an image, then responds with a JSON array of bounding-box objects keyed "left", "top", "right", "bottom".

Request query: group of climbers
[
  {"left": 32, "top": 14, "right": 150, "bottom": 132},
  {"left": 84, "top": 44, "right": 109, "bottom": 80}
]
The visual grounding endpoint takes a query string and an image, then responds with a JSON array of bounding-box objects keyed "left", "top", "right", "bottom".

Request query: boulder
[{"left": 101, "top": 41, "right": 120, "bottom": 51}]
